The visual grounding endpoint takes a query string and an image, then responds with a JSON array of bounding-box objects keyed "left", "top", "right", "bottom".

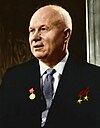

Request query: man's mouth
[
  {"left": 34, "top": 44, "right": 44, "bottom": 48},
  {"left": 33, "top": 44, "right": 44, "bottom": 50}
]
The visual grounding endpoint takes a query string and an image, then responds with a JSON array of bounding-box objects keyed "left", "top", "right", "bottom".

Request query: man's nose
[{"left": 32, "top": 31, "right": 41, "bottom": 42}]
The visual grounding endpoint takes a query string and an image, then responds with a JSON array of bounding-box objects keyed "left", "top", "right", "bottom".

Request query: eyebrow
[{"left": 29, "top": 27, "right": 33, "bottom": 30}]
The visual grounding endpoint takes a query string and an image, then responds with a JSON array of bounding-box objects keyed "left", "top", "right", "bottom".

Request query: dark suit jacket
[{"left": 0, "top": 55, "right": 100, "bottom": 128}]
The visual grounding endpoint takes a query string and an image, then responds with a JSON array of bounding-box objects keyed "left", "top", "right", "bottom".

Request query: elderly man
[{"left": 0, "top": 5, "right": 100, "bottom": 128}]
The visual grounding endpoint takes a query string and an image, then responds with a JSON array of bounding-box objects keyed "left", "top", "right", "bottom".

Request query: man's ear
[{"left": 64, "top": 28, "right": 71, "bottom": 43}]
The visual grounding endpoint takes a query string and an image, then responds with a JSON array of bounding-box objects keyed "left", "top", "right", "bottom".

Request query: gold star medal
[
  {"left": 84, "top": 95, "right": 89, "bottom": 101},
  {"left": 77, "top": 98, "right": 82, "bottom": 104},
  {"left": 77, "top": 87, "right": 90, "bottom": 104},
  {"left": 29, "top": 88, "right": 36, "bottom": 100}
]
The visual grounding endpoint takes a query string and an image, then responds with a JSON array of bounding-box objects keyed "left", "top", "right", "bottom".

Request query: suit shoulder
[
  {"left": 75, "top": 60, "right": 100, "bottom": 78},
  {"left": 67, "top": 56, "right": 100, "bottom": 76},
  {"left": 7, "top": 59, "right": 38, "bottom": 73},
  {"left": 1, "top": 59, "right": 39, "bottom": 83},
  {"left": 79, "top": 61, "right": 100, "bottom": 74}
]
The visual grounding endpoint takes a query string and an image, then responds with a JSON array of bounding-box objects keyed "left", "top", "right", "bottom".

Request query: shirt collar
[{"left": 39, "top": 50, "right": 69, "bottom": 76}]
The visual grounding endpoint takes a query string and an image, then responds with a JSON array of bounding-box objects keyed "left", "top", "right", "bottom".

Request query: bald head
[{"left": 30, "top": 5, "right": 72, "bottom": 31}]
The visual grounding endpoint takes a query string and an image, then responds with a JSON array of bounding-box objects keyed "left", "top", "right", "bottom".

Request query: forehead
[{"left": 29, "top": 7, "right": 63, "bottom": 27}]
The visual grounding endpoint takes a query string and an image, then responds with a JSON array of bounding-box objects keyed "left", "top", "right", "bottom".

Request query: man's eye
[
  {"left": 29, "top": 29, "right": 35, "bottom": 33},
  {"left": 41, "top": 27, "right": 48, "bottom": 31}
]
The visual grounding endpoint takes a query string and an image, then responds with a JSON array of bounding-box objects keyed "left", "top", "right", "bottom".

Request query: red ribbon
[{"left": 78, "top": 88, "right": 89, "bottom": 97}]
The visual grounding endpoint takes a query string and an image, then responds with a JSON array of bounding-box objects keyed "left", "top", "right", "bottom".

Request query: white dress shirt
[{"left": 39, "top": 50, "right": 69, "bottom": 98}]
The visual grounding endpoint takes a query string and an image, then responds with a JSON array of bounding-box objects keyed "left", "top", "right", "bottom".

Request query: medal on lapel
[
  {"left": 77, "top": 87, "right": 90, "bottom": 104},
  {"left": 29, "top": 88, "right": 36, "bottom": 100}
]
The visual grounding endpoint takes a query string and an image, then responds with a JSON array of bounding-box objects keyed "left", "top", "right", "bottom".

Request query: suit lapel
[
  {"left": 44, "top": 55, "right": 88, "bottom": 127},
  {"left": 44, "top": 56, "right": 75, "bottom": 125}
]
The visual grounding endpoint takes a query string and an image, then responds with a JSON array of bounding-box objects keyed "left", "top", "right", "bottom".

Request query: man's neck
[{"left": 39, "top": 53, "right": 67, "bottom": 68}]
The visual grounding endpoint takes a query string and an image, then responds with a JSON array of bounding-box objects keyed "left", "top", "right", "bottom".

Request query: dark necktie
[{"left": 41, "top": 68, "right": 55, "bottom": 127}]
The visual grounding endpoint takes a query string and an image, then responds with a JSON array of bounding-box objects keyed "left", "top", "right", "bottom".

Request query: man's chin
[
  {"left": 32, "top": 51, "right": 48, "bottom": 60},
  {"left": 33, "top": 54, "right": 47, "bottom": 60}
]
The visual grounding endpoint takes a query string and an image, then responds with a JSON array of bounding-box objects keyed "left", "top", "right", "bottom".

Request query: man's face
[{"left": 29, "top": 7, "right": 67, "bottom": 63}]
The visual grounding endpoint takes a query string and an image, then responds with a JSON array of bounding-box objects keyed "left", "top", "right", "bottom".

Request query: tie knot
[{"left": 46, "top": 68, "right": 56, "bottom": 75}]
